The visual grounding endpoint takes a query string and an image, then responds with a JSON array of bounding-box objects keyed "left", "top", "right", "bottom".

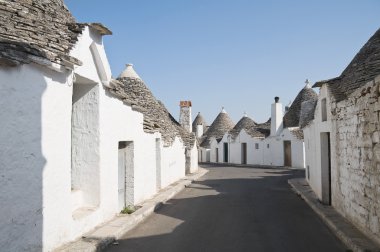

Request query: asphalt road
[{"left": 107, "top": 165, "right": 347, "bottom": 252}]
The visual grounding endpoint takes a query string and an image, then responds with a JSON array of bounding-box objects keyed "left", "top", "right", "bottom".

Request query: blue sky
[{"left": 65, "top": 0, "right": 379, "bottom": 124}]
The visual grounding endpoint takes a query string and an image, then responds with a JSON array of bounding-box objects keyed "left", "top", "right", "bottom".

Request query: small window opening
[{"left": 321, "top": 98, "right": 327, "bottom": 122}]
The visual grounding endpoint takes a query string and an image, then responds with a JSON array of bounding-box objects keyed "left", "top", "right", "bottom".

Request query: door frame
[
  {"left": 283, "top": 140, "right": 292, "bottom": 167},
  {"left": 241, "top": 143, "right": 247, "bottom": 164}
]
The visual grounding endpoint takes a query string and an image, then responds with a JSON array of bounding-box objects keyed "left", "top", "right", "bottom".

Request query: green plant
[{"left": 121, "top": 205, "right": 136, "bottom": 214}]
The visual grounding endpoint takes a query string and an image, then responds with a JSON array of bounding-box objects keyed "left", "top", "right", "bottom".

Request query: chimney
[
  {"left": 179, "top": 101, "right": 192, "bottom": 133},
  {"left": 196, "top": 124, "right": 203, "bottom": 138},
  {"left": 271, "top": 96, "right": 283, "bottom": 136}
]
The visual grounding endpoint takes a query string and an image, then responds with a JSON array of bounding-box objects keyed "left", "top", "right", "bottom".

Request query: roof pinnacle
[{"left": 305, "top": 79, "right": 311, "bottom": 88}]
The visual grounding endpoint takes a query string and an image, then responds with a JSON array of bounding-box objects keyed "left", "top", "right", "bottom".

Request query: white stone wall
[
  {"left": 262, "top": 136, "right": 284, "bottom": 166},
  {"left": 0, "top": 26, "right": 195, "bottom": 252},
  {"left": 0, "top": 63, "right": 72, "bottom": 252},
  {"left": 199, "top": 148, "right": 210, "bottom": 162},
  {"left": 228, "top": 131, "right": 265, "bottom": 165},
  {"left": 263, "top": 129, "right": 305, "bottom": 168},
  {"left": 303, "top": 85, "right": 333, "bottom": 201},
  {"left": 189, "top": 144, "right": 199, "bottom": 173},
  {"left": 208, "top": 129, "right": 304, "bottom": 168},
  {"left": 330, "top": 76, "right": 380, "bottom": 244},
  {"left": 160, "top": 137, "right": 186, "bottom": 188}
]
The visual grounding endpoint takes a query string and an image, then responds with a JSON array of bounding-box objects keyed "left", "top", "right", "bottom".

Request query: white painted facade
[
  {"left": 302, "top": 85, "right": 333, "bottom": 201},
  {"left": 210, "top": 129, "right": 305, "bottom": 168},
  {"left": 198, "top": 148, "right": 210, "bottom": 163},
  {"left": 263, "top": 129, "right": 305, "bottom": 168},
  {"left": 206, "top": 100, "right": 305, "bottom": 168},
  {"left": 304, "top": 75, "right": 380, "bottom": 243},
  {"left": 0, "top": 25, "right": 197, "bottom": 252}
]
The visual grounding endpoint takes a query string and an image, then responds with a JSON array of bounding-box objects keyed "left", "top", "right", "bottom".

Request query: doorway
[
  {"left": 321, "top": 132, "right": 331, "bottom": 205},
  {"left": 71, "top": 81, "right": 100, "bottom": 207},
  {"left": 118, "top": 141, "right": 134, "bottom": 211},
  {"left": 284, "top": 141, "right": 292, "bottom": 167},
  {"left": 241, "top": 143, "right": 247, "bottom": 164},
  {"left": 223, "top": 142, "right": 229, "bottom": 163},
  {"left": 216, "top": 148, "right": 219, "bottom": 163}
]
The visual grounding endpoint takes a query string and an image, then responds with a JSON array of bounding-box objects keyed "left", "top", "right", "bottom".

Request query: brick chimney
[{"left": 179, "top": 101, "right": 192, "bottom": 133}]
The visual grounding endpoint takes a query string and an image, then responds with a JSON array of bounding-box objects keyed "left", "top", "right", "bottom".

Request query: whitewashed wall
[
  {"left": 0, "top": 25, "right": 194, "bottom": 252},
  {"left": 262, "top": 130, "right": 304, "bottom": 168},
  {"left": 330, "top": 76, "right": 380, "bottom": 244},
  {"left": 0, "top": 63, "right": 72, "bottom": 252},
  {"left": 189, "top": 144, "right": 199, "bottom": 173},
  {"left": 199, "top": 148, "right": 210, "bottom": 162},
  {"left": 207, "top": 129, "right": 304, "bottom": 168},
  {"left": 303, "top": 85, "right": 333, "bottom": 200},
  {"left": 223, "top": 131, "right": 265, "bottom": 165},
  {"left": 160, "top": 137, "right": 186, "bottom": 188},
  {"left": 209, "top": 138, "right": 219, "bottom": 163}
]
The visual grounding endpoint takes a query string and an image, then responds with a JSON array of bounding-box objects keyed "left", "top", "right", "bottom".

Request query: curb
[
  {"left": 288, "top": 178, "right": 380, "bottom": 252},
  {"left": 199, "top": 162, "right": 304, "bottom": 170},
  {"left": 55, "top": 168, "right": 209, "bottom": 252}
]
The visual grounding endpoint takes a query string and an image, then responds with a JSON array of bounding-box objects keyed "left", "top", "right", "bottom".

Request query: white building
[
  {"left": 261, "top": 84, "right": 317, "bottom": 168},
  {"left": 0, "top": 1, "right": 197, "bottom": 251},
  {"left": 192, "top": 112, "right": 209, "bottom": 161},
  {"left": 205, "top": 84, "right": 317, "bottom": 168},
  {"left": 198, "top": 108, "right": 235, "bottom": 163},
  {"left": 212, "top": 114, "right": 269, "bottom": 165},
  {"left": 302, "top": 28, "right": 380, "bottom": 244}
]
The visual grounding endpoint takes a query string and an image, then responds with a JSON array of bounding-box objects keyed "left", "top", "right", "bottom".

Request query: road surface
[{"left": 107, "top": 165, "right": 346, "bottom": 252}]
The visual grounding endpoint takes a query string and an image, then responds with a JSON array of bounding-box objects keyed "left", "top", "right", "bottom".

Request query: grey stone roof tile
[
  {"left": 229, "top": 115, "right": 269, "bottom": 139},
  {"left": 283, "top": 85, "right": 318, "bottom": 128},
  {"left": 313, "top": 28, "right": 380, "bottom": 102},
  {"left": 289, "top": 128, "right": 304, "bottom": 140},
  {"left": 0, "top": 0, "right": 88, "bottom": 68},
  {"left": 107, "top": 66, "right": 195, "bottom": 148},
  {"left": 299, "top": 99, "right": 318, "bottom": 129},
  {"left": 192, "top": 112, "right": 208, "bottom": 134},
  {"left": 200, "top": 109, "right": 234, "bottom": 148}
]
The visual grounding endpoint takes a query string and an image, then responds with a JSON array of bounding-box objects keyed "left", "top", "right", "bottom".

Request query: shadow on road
[{"left": 107, "top": 166, "right": 346, "bottom": 252}]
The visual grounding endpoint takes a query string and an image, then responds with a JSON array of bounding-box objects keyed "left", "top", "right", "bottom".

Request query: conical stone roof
[
  {"left": 314, "top": 28, "right": 380, "bottom": 102},
  {"left": 0, "top": 0, "right": 86, "bottom": 67},
  {"left": 108, "top": 64, "right": 195, "bottom": 148},
  {"left": 192, "top": 112, "right": 208, "bottom": 134},
  {"left": 119, "top": 63, "right": 141, "bottom": 79},
  {"left": 200, "top": 108, "right": 234, "bottom": 148},
  {"left": 230, "top": 115, "right": 271, "bottom": 139},
  {"left": 283, "top": 84, "right": 318, "bottom": 128}
]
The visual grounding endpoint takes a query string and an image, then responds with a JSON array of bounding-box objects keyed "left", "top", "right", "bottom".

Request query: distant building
[
  {"left": 193, "top": 112, "right": 208, "bottom": 139},
  {"left": 198, "top": 83, "right": 317, "bottom": 168},
  {"left": 198, "top": 108, "right": 235, "bottom": 163}
]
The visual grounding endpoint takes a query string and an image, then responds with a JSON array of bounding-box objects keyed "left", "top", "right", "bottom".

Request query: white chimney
[
  {"left": 271, "top": 96, "right": 283, "bottom": 136},
  {"left": 179, "top": 101, "right": 192, "bottom": 133},
  {"left": 196, "top": 124, "right": 203, "bottom": 138}
]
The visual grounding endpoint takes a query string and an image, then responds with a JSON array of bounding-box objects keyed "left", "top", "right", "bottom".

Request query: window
[
  {"left": 255, "top": 143, "right": 259, "bottom": 149},
  {"left": 267, "top": 144, "right": 270, "bottom": 148},
  {"left": 321, "top": 98, "right": 327, "bottom": 122}
]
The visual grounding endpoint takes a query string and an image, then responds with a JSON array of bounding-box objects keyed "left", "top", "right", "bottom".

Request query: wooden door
[
  {"left": 284, "top": 141, "right": 292, "bottom": 167},
  {"left": 223, "top": 143, "right": 228, "bottom": 162},
  {"left": 241, "top": 143, "right": 247, "bottom": 164}
]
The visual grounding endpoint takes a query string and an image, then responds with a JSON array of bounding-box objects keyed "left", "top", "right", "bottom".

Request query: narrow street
[{"left": 107, "top": 165, "right": 346, "bottom": 252}]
